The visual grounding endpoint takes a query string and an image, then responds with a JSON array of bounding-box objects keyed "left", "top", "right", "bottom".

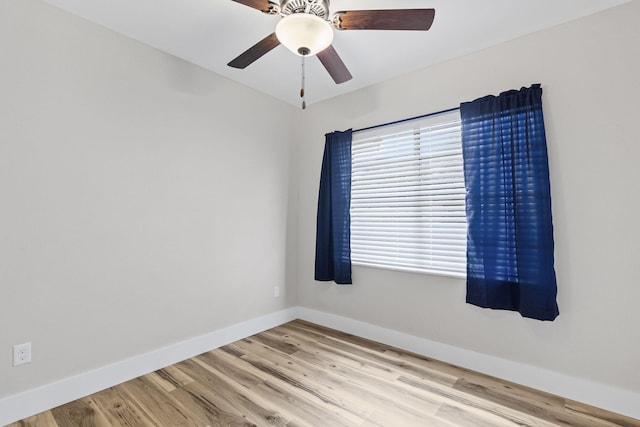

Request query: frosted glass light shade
[{"left": 275, "top": 14, "right": 334, "bottom": 56}]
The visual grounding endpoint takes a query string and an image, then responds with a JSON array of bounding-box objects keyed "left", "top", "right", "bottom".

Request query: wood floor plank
[
  {"left": 199, "top": 348, "right": 366, "bottom": 427},
  {"left": 87, "top": 386, "right": 155, "bottom": 427},
  {"left": 217, "top": 342, "right": 366, "bottom": 426},
  {"left": 9, "top": 411, "right": 59, "bottom": 427},
  {"left": 286, "top": 320, "right": 392, "bottom": 354},
  {"left": 194, "top": 351, "right": 355, "bottom": 427},
  {"left": 279, "top": 322, "right": 460, "bottom": 387},
  {"left": 272, "top": 326, "right": 403, "bottom": 382},
  {"left": 383, "top": 347, "right": 498, "bottom": 385},
  {"left": 248, "top": 331, "right": 301, "bottom": 355},
  {"left": 452, "top": 377, "right": 592, "bottom": 426},
  {"left": 398, "top": 374, "right": 559, "bottom": 427},
  {"left": 179, "top": 357, "right": 292, "bottom": 426},
  {"left": 435, "top": 403, "right": 518, "bottom": 427},
  {"left": 362, "top": 406, "right": 458, "bottom": 427},
  {"left": 145, "top": 365, "right": 195, "bottom": 393},
  {"left": 117, "top": 377, "right": 195, "bottom": 426},
  {"left": 9, "top": 319, "right": 640, "bottom": 427},
  {"left": 49, "top": 397, "right": 112, "bottom": 427},
  {"left": 166, "top": 384, "right": 255, "bottom": 427},
  {"left": 231, "top": 337, "right": 382, "bottom": 417},
  {"left": 564, "top": 399, "right": 640, "bottom": 427},
  {"left": 179, "top": 379, "right": 280, "bottom": 426},
  {"left": 231, "top": 334, "right": 444, "bottom": 420},
  {"left": 144, "top": 371, "right": 178, "bottom": 393}
]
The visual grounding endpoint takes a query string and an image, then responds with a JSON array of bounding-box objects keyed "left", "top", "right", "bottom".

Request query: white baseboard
[
  {"left": 297, "top": 307, "right": 640, "bottom": 421},
  {"left": 0, "top": 307, "right": 299, "bottom": 426},
  {"left": 3, "top": 306, "right": 639, "bottom": 424}
]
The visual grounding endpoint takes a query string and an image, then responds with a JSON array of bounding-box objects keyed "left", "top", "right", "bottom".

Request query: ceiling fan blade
[
  {"left": 230, "top": 0, "right": 274, "bottom": 13},
  {"left": 317, "top": 45, "right": 352, "bottom": 84},
  {"left": 228, "top": 33, "right": 280, "bottom": 69},
  {"left": 333, "top": 9, "right": 435, "bottom": 31}
]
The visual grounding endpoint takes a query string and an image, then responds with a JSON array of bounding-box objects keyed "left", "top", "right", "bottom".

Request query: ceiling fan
[
  {"left": 228, "top": 0, "right": 435, "bottom": 81},
  {"left": 228, "top": 0, "right": 435, "bottom": 107}
]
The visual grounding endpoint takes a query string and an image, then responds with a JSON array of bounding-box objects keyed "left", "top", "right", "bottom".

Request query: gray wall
[
  {"left": 0, "top": 0, "right": 295, "bottom": 398},
  {"left": 292, "top": 0, "right": 640, "bottom": 395}
]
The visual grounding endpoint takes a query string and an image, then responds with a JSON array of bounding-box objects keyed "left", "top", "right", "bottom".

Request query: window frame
[{"left": 350, "top": 109, "right": 467, "bottom": 279}]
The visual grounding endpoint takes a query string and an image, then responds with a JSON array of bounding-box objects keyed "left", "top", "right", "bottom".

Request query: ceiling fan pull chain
[{"left": 300, "top": 54, "right": 307, "bottom": 110}]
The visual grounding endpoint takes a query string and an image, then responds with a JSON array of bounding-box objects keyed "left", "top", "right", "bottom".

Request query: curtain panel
[
  {"left": 460, "top": 84, "right": 559, "bottom": 321},
  {"left": 314, "top": 130, "right": 353, "bottom": 284}
]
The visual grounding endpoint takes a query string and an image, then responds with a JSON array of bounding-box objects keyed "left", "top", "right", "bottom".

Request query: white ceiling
[{"left": 41, "top": 0, "right": 628, "bottom": 107}]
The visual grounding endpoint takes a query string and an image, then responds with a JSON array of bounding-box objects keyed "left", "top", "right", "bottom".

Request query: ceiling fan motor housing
[{"left": 280, "top": 0, "right": 330, "bottom": 18}]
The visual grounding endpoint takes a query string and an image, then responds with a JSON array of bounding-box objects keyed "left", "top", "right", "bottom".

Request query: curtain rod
[{"left": 353, "top": 106, "right": 460, "bottom": 134}]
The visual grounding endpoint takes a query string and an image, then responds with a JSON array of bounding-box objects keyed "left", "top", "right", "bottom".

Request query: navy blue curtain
[
  {"left": 460, "top": 84, "right": 559, "bottom": 321},
  {"left": 315, "top": 130, "right": 353, "bottom": 284}
]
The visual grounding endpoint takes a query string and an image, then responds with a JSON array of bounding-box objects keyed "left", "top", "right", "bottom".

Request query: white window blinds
[{"left": 350, "top": 110, "right": 467, "bottom": 278}]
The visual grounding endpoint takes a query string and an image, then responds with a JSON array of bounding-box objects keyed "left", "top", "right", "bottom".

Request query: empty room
[{"left": 1, "top": 0, "right": 639, "bottom": 425}]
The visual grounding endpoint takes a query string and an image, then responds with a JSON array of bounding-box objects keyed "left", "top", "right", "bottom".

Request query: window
[{"left": 350, "top": 110, "right": 466, "bottom": 278}]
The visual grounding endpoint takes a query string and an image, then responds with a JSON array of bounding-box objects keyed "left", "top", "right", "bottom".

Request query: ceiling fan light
[{"left": 275, "top": 14, "right": 334, "bottom": 56}]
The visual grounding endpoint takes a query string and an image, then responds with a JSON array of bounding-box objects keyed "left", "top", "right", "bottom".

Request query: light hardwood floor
[{"left": 8, "top": 320, "right": 640, "bottom": 426}]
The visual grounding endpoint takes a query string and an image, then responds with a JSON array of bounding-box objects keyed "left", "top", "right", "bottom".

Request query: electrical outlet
[
  {"left": 274, "top": 286, "right": 280, "bottom": 298},
  {"left": 13, "top": 342, "right": 32, "bottom": 367}
]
